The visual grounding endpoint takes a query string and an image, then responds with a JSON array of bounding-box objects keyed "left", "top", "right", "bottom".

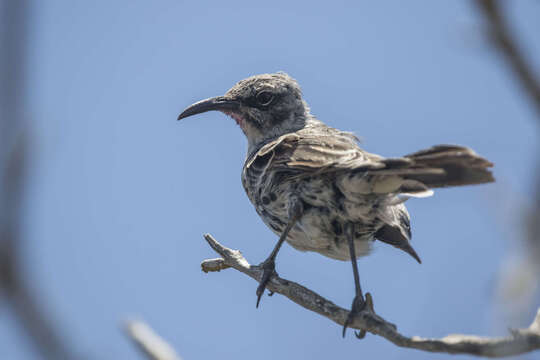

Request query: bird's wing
[
  {"left": 244, "top": 130, "right": 453, "bottom": 197},
  {"left": 245, "top": 131, "right": 386, "bottom": 176}
]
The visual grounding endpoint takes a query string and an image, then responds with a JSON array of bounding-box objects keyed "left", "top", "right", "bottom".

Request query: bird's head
[{"left": 178, "top": 72, "right": 311, "bottom": 150}]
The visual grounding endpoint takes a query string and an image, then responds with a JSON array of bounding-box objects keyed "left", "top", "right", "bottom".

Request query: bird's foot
[
  {"left": 342, "top": 292, "right": 374, "bottom": 339},
  {"left": 256, "top": 258, "right": 276, "bottom": 308}
]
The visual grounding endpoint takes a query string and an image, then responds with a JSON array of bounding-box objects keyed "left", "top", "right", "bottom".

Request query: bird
[{"left": 177, "top": 72, "right": 494, "bottom": 337}]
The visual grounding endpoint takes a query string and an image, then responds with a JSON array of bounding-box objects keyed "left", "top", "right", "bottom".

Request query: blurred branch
[
  {"left": 1, "top": 139, "right": 76, "bottom": 360},
  {"left": 201, "top": 234, "right": 540, "bottom": 357},
  {"left": 125, "top": 320, "right": 182, "bottom": 360},
  {"left": 475, "top": 0, "right": 540, "bottom": 118},
  {"left": 475, "top": 0, "right": 540, "bottom": 314},
  {"left": 0, "top": 1, "right": 79, "bottom": 359}
]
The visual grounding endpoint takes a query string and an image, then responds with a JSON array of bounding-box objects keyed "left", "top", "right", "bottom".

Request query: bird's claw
[
  {"left": 342, "top": 292, "right": 374, "bottom": 339},
  {"left": 256, "top": 259, "right": 276, "bottom": 308},
  {"left": 342, "top": 294, "right": 365, "bottom": 338}
]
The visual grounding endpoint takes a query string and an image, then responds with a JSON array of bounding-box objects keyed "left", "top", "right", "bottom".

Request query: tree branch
[
  {"left": 475, "top": 0, "right": 540, "bottom": 317},
  {"left": 124, "top": 320, "right": 182, "bottom": 360},
  {"left": 200, "top": 234, "right": 540, "bottom": 358},
  {"left": 0, "top": 1, "right": 80, "bottom": 359},
  {"left": 475, "top": 0, "right": 540, "bottom": 118}
]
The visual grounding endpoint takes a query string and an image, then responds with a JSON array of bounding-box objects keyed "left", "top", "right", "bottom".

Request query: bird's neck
[{"left": 245, "top": 114, "right": 322, "bottom": 159}]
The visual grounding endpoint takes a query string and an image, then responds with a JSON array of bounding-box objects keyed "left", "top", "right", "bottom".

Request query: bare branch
[
  {"left": 200, "top": 258, "right": 230, "bottom": 273},
  {"left": 201, "top": 234, "right": 540, "bottom": 358},
  {"left": 124, "top": 320, "right": 182, "bottom": 360},
  {"left": 475, "top": 0, "right": 540, "bottom": 118}
]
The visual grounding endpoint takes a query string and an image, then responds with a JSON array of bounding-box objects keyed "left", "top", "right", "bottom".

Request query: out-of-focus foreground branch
[
  {"left": 474, "top": 0, "right": 540, "bottom": 314},
  {"left": 201, "top": 234, "right": 540, "bottom": 358},
  {"left": 475, "top": 0, "right": 540, "bottom": 117},
  {"left": 124, "top": 320, "right": 182, "bottom": 360},
  {"left": 0, "top": 1, "right": 78, "bottom": 359}
]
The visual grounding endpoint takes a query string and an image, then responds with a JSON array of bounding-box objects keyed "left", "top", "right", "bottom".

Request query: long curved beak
[{"left": 177, "top": 96, "right": 240, "bottom": 120}]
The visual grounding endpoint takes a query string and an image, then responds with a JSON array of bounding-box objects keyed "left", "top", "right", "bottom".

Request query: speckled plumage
[
  {"left": 178, "top": 72, "right": 494, "bottom": 324},
  {"left": 241, "top": 121, "right": 400, "bottom": 260},
  {"left": 222, "top": 73, "right": 492, "bottom": 263}
]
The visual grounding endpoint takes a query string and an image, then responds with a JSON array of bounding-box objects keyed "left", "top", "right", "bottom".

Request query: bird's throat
[{"left": 223, "top": 111, "right": 246, "bottom": 130}]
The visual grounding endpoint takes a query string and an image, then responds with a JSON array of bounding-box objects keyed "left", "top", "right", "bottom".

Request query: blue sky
[{"left": 1, "top": 1, "right": 539, "bottom": 359}]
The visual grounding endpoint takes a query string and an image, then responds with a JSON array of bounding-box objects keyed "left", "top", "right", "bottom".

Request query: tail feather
[
  {"left": 397, "top": 144, "right": 494, "bottom": 189},
  {"left": 373, "top": 145, "right": 493, "bottom": 264}
]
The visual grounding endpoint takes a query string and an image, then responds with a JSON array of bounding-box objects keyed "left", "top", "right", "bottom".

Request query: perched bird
[{"left": 178, "top": 72, "right": 494, "bottom": 337}]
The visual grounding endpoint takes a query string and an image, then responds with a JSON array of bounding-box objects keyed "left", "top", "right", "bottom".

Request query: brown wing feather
[
  {"left": 246, "top": 130, "right": 494, "bottom": 191},
  {"left": 247, "top": 131, "right": 384, "bottom": 174}
]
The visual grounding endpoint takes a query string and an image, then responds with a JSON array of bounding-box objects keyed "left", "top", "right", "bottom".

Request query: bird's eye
[{"left": 256, "top": 91, "right": 274, "bottom": 106}]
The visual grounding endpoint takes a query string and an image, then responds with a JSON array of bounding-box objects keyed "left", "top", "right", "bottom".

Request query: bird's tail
[
  {"left": 402, "top": 144, "right": 494, "bottom": 188},
  {"left": 373, "top": 145, "right": 493, "bottom": 263},
  {"left": 370, "top": 144, "right": 494, "bottom": 198}
]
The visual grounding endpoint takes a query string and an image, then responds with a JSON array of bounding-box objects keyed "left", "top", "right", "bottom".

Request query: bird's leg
[
  {"left": 342, "top": 222, "right": 367, "bottom": 338},
  {"left": 256, "top": 196, "right": 303, "bottom": 308}
]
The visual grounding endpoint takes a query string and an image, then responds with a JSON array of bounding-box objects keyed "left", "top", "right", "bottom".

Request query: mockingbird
[{"left": 178, "top": 72, "right": 494, "bottom": 337}]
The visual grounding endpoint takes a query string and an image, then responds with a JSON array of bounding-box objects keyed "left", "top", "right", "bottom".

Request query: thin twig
[
  {"left": 124, "top": 320, "right": 182, "bottom": 360},
  {"left": 201, "top": 233, "right": 540, "bottom": 358}
]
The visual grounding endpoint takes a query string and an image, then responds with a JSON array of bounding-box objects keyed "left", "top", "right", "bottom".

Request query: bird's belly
[
  {"left": 292, "top": 208, "right": 374, "bottom": 261},
  {"left": 261, "top": 203, "right": 375, "bottom": 261},
  {"left": 245, "top": 173, "right": 380, "bottom": 261}
]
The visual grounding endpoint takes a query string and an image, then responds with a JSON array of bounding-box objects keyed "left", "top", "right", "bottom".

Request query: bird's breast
[{"left": 241, "top": 165, "right": 381, "bottom": 260}]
